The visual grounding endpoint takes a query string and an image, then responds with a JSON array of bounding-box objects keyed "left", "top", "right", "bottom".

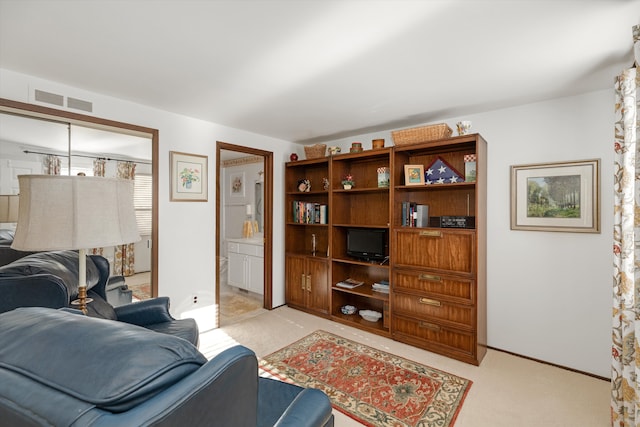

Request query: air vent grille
[
  {"left": 33, "top": 89, "right": 94, "bottom": 113},
  {"left": 34, "top": 89, "right": 64, "bottom": 106},
  {"left": 67, "top": 97, "right": 93, "bottom": 112}
]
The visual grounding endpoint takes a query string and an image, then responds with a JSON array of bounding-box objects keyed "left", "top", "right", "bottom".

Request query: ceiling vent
[
  {"left": 32, "top": 89, "right": 93, "bottom": 113},
  {"left": 34, "top": 89, "right": 64, "bottom": 107},
  {"left": 67, "top": 97, "right": 93, "bottom": 113}
]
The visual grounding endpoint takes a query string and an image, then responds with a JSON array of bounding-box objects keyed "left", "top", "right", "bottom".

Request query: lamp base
[{"left": 71, "top": 286, "right": 94, "bottom": 314}]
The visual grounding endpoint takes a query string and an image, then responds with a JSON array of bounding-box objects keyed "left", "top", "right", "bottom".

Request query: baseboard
[{"left": 487, "top": 346, "right": 609, "bottom": 382}]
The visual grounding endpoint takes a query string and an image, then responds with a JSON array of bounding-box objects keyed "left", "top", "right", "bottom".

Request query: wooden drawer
[
  {"left": 392, "top": 314, "right": 475, "bottom": 356},
  {"left": 393, "top": 269, "right": 474, "bottom": 303},
  {"left": 392, "top": 293, "right": 474, "bottom": 330},
  {"left": 394, "top": 228, "right": 475, "bottom": 274}
]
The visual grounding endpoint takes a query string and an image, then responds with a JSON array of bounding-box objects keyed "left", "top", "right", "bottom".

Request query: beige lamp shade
[
  {"left": 0, "top": 195, "right": 19, "bottom": 223},
  {"left": 12, "top": 175, "right": 141, "bottom": 251}
]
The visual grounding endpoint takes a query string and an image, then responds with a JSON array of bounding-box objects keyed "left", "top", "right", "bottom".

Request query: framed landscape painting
[
  {"left": 510, "top": 159, "right": 600, "bottom": 233},
  {"left": 170, "top": 151, "right": 208, "bottom": 202}
]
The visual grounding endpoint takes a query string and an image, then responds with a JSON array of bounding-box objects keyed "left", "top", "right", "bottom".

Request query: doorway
[{"left": 215, "top": 141, "right": 273, "bottom": 326}]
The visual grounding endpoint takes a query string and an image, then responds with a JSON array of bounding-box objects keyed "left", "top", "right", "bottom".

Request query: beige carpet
[{"left": 201, "top": 306, "right": 610, "bottom": 427}]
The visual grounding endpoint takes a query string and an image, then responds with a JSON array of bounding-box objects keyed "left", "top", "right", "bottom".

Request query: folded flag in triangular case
[{"left": 425, "top": 156, "right": 463, "bottom": 184}]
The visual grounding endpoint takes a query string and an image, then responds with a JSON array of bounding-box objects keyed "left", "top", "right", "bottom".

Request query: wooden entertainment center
[{"left": 284, "top": 133, "right": 487, "bottom": 365}]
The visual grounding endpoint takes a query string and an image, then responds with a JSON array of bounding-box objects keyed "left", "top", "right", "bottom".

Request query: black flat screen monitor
[{"left": 346, "top": 228, "right": 386, "bottom": 262}]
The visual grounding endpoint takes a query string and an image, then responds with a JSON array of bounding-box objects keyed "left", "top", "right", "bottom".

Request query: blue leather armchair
[
  {"left": 0, "top": 307, "right": 334, "bottom": 427},
  {"left": 0, "top": 250, "right": 199, "bottom": 346}
]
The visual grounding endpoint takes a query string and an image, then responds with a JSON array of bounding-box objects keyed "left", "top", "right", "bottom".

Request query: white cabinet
[{"left": 227, "top": 239, "right": 264, "bottom": 295}]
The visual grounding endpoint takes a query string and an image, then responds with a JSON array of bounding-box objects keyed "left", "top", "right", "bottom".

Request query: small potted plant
[{"left": 342, "top": 173, "right": 354, "bottom": 190}]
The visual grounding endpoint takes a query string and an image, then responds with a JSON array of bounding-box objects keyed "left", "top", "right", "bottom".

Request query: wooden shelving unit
[{"left": 284, "top": 136, "right": 487, "bottom": 365}]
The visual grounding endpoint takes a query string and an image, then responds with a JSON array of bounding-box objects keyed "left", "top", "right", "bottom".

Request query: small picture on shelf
[
  {"left": 404, "top": 164, "right": 425, "bottom": 186},
  {"left": 464, "top": 154, "right": 477, "bottom": 182}
]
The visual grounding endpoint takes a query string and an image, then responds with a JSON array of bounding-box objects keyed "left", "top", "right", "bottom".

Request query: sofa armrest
[
  {"left": 0, "top": 274, "right": 69, "bottom": 314},
  {"left": 273, "top": 388, "right": 334, "bottom": 427},
  {"left": 114, "top": 296, "right": 174, "bottom": 326},
  {"left": 83, "top": 346, "right": 260, "bottom": 427}
]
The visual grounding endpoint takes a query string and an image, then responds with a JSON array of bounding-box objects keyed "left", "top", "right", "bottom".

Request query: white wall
[
  {"left": 321, "top": 89, "right": 613, "bottom": 377},
  {"left": 0, "top": 68, "right": 298, "bottom": 321}
]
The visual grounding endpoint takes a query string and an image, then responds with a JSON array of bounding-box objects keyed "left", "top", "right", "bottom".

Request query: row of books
[
  {"left": 292, "top": 201, "right": 328, "bottom": 224},
  {"left": 401, "top": 202, "right": 429, "bottom": 227}
]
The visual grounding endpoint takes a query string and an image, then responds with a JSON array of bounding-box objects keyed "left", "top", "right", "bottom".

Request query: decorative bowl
[
  {"left": 341, "top": 305, "right": 356, "bottom": 315},
  {"left": 359, "top": 310, "right": 382, "bottom": 322}
]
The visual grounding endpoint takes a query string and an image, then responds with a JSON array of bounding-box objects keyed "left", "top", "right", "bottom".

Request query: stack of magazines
[{"left": 372, "top": 280, "right": 389, "bottom": 294}]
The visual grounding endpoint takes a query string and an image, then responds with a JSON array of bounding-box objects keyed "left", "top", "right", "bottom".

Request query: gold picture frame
[
  {"left": 510, "top": 159, "right": 600, "bottom": 233},
  {"left": 170, "top": 151, "right": 208, "bottom": 202},
  {"left": 404, "top": 164, "right": 425, "bottom": 186}
]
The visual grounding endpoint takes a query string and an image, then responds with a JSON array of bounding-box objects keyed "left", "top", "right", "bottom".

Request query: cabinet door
[
  {"left": 307, "top": 257, "right": 329, "bottom": 314},
  {"left": 247, "top": 255, "right": 264, "bottom": 295},
  {"left": 394, "top": 229, "right": 475, "bottom": 275},
  {"left": 228, "top": 252, "right": 246, "bottom": 289},
  {"left": 285, "top": 255, "right": 306, "bottom": 308}
]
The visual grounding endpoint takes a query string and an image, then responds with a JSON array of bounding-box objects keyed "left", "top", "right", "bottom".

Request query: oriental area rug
[{"left": 259, "top": 330, "right": 471, "bottom": 427}]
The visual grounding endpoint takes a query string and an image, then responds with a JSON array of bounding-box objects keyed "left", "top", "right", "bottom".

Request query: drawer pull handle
[
  {"left": 419, "top": 230, "right": 442, "bottom": 237},
  {"left": 419, "top": 322, "right": 441, "bottom": 332},
  {"left": 301, "top": 274, "right": 306, "bottom": 290},
  {"left": 419, "top": 297, "right": 441, "bottom": 307},
  {"left": 419, "top": 274, "right": 441, "bottom": 282},
  {"left": 306, "top": 275, "right": 312, "bottom": 292}
]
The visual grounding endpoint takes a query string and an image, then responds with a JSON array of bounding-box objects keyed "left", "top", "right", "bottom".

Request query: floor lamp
[{"left": 11, "top": 175, "right": 140, "bottom": 314}]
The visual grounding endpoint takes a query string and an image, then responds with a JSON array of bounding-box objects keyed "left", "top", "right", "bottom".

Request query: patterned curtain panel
[
  {"left": 42, "top": 155, "right": 61, "bottom": 175},
  {"left": 114, "top": 161, "right": 136, "bottom": 276},
  {"left": 90, "top": 159, "right": 107, "bottom": 256},
  {"left": 612, "top": 65, "right": 640, "bottom": 425},
  {"left": 93, "top": 158, "right": 106, "bottom": 177}
]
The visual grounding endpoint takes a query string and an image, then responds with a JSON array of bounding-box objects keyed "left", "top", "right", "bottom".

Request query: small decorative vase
[
  {"left": 372, "top": 139, "right": 384, "bottom": 149},
  {"left": 290, "top": 153, "right": 299, "bottom": 161},
  {"left": 350, "top": 142, "right": 363, "bottom": 153},
  {"left": 343, "top": 184, "right": 352, "bottom": 190}
]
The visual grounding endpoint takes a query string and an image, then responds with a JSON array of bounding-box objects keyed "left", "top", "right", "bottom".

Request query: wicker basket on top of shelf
[
  {"left": 391, "top": 123, "right": 453, "bottom": 146},
  {"left": 304, "top": 144, "right": 327, "bottom": 159}
]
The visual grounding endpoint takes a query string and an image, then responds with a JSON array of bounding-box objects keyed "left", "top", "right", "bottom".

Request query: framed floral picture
[
  {"left": 170, "top": 151, "right": 208, "bottom": 202},
  {"left": 230, "top": 172, "right": 245, "bottom": 197}
]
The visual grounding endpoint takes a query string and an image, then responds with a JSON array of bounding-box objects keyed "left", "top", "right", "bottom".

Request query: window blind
[{"left": 134, "top": 174, "right": 152, "bottom": 236}]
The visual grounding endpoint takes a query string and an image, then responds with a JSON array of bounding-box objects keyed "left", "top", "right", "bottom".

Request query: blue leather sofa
[
  {"left": 0, "top": 307, "right": 334, "bottom": 426},
  {"left": 0, "top": 250, "right": 199, "bottom": 346}
]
